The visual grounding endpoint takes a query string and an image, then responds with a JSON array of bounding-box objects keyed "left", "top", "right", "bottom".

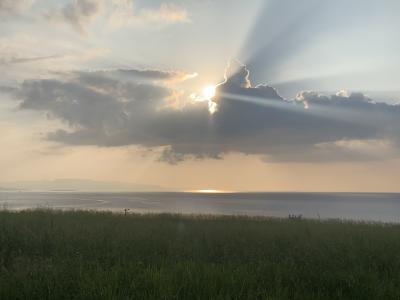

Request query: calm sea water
[{"left": 1, "top": 192, "right": 400, "bottom": 223}]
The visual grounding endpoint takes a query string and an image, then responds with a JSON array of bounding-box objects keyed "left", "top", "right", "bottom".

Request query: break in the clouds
[{"left": 7, "top": 61, "right": 400, "bottom": 164}]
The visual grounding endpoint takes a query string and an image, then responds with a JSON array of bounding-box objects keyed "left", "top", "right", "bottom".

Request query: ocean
[{"left": 1, "top": 191, "right": 400, "bottom": 223}]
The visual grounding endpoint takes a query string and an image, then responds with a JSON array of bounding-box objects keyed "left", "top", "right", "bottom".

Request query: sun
[
  {"left": 202, "top": 85, "right": 216, "bottom": 99},
  {"left": 193, "top": 84, "right": 218, "bottom": 114}
]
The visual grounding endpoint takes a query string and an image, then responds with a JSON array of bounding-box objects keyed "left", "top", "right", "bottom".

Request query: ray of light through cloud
[
  {"left": 2, "top": 0, "right": 400, "bottom": 192},
  {"left": 236, "top": 0, "right": 400, "bottom": 98}
]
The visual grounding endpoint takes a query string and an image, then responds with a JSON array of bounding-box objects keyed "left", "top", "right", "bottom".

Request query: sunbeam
[{"left": 237, "top": 0, "right": 323, "bottom": 82}]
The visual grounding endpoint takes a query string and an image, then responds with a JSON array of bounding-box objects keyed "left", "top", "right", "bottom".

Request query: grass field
[{"left": 1, "top": 209, "right": 400, "bottom": 299}]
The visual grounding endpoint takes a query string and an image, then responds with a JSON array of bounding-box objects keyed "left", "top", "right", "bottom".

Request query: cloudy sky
[{"left": 1, "top": 0, "right": 400, "bottom": 192}]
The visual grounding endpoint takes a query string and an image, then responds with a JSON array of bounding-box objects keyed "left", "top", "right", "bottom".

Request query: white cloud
[{"left": 109, "top": 1, "right": 189, "bottom": 29}]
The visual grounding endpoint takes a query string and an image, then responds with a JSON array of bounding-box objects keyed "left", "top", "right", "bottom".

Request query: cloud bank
[{"left": 7, "top": 62, "right": 400, "bottom": 163}]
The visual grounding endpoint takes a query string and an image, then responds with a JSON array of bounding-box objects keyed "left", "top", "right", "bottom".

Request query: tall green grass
[{"left": 1, "top": 209, "right": 400, "bottom": 299}]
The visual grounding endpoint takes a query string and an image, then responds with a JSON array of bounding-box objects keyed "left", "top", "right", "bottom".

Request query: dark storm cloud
[{"left": 7, "top": 63, "right": 400, "bottom": 163}]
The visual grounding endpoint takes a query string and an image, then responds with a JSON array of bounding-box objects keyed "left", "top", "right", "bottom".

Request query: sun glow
[
  {"left": 197, "top": 189, "right": 221, "bottom": 193},
  {"left": 202, "top": 85, "right": 216, "bottom": 99},
  {"left": 191, "top": 85, "right": 218, "bottom": 114},
  {"left": 190, "top": 189, "right": 235, "bottom": 193}
]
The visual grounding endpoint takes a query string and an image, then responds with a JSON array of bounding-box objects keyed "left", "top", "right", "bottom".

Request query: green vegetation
[{"left": 1, "top": 210, "right": 400, "bottom": 299}]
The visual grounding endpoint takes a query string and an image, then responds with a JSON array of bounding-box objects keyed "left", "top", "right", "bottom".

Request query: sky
[{"left": 1, "top": 0, "right": 400, "bottom": 192}]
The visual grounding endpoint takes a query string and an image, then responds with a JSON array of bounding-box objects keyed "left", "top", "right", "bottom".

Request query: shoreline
[{"left": 0, "top": 207, "right": 398, "bottom": 225}]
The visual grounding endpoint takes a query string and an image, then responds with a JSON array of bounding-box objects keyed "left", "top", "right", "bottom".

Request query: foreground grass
[{"left": 0, "top": 210, "right": 400, "bottom": 299}]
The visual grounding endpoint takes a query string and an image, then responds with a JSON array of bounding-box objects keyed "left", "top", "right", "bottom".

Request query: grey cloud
[
  {"left": 44, "top": 0, "right": 100, "bottom": 34},
  {"left": 0, "top": 0, "right": 33, "bottom": 13},
  {"left": 8, "top": 63, "right": 400, "bottom": 163},
  {"left": 75, "top": 68, "right": 197, "bottom": 85},
  {"left": 0, "top": 54, "right": 62, "bottom": 66}
]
